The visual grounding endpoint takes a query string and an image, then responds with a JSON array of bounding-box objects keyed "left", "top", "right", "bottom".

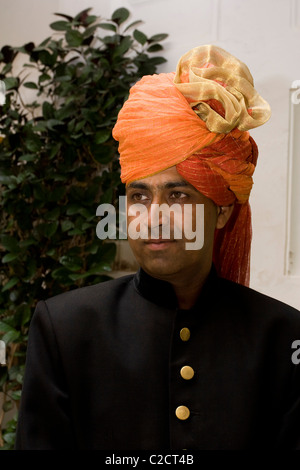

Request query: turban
[{"left": 112, "top": 45, "right": 271, "bottom": 286}]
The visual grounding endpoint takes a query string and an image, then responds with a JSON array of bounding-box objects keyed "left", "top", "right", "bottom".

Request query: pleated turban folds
[{"left": 112, "top": 45, "right": 271, "bottom": 286}]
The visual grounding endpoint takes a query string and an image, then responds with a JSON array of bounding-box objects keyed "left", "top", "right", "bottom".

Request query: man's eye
[
  {"left": 169, "top": 191, "right": 187, "bottom": 200},
  {"left": 131, "top": 193, "right": 148, "bottom": 202}
]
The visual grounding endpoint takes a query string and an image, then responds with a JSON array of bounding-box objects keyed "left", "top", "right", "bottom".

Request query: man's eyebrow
[
  {"left": 127, "top": 181, "right": 149, "bottom": 190},
  {"left": 164, "top": 181, "right": 193, "bottom": 190},
  {"left": 127, "top": 180, "right": 195, "bottom": 191}
]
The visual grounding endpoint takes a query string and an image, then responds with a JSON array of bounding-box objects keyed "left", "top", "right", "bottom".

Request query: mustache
[{"left": 130, "top": 222, "right": 182, "bottom": 240}]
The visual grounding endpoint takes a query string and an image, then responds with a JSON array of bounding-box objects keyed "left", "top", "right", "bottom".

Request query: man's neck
[
  {"left": 169, "top": 262, "right": 212, "bottom": 310},
  {"left": 171, "top": 281, "right": 204, "bottom": 310}
]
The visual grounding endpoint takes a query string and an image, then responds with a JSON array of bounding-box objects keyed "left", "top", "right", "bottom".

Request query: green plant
[{"left": 0, "top": 6, "right": 168, "bottom": 449}]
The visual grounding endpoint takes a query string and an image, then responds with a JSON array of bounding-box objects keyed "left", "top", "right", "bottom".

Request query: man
[{"left": 15, "top": 45, "right": 300, "bottom": 450}]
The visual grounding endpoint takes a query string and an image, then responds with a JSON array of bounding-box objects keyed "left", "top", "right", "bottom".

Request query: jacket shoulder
[
  {"left": 219, "top": 276, "right": 300, "bottom": 327},
  {"left": 37, "top": 273, "right": 135, "bottom": 322}
]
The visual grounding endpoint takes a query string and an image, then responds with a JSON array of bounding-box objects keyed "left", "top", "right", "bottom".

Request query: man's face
[{"left": 126, "top": 166, "right": 219, "bottom": 283}]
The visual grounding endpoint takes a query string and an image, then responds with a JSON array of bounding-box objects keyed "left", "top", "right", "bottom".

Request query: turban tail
[{"left": 113, "top": 45, "right": 271, "bottom": 286}]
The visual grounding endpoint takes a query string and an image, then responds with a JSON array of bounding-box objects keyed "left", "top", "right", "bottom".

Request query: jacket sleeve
[{"left": 15, "top": 301, "right": 76, "bottom": 450}]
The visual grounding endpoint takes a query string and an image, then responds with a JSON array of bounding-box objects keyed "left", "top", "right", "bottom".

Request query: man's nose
[
  {"left": 151, "top": 192, "right": 166, "bottom": 206},
  {"left": 148, "top": 193, "right": 166, "bottom": 227}
]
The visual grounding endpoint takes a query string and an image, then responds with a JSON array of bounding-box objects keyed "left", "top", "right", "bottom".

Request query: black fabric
[{"left": 15, "top": 268, "right": 300, "bottom": 450}]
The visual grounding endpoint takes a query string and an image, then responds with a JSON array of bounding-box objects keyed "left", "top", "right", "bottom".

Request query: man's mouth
[{"left": 144, "top": 239, "right": 176, "bottom": 250}]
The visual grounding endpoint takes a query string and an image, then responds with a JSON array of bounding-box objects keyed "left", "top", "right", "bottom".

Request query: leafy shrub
[{"left": 0, "top": 6, "right": 168, "bottom": 448}]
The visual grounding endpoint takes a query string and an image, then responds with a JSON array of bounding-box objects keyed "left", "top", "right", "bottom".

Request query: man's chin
[{"left": 140, "top": 261, "right": 182, "bottom": 280}]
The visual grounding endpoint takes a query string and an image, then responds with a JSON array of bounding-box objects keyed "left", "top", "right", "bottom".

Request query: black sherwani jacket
[{"left": 15, "top": 268, "right": 300, "bottom": 450}]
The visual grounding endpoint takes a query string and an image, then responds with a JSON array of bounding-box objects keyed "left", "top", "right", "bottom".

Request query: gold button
[
  {"left": 175, "top": 405, "right": 190, "bottom": 420},
  {"left": 180, "top": 365, "right": 194, "bottom": 380},
  {"left": 180, "top": 327, "right": 190, "bottom": 341}
]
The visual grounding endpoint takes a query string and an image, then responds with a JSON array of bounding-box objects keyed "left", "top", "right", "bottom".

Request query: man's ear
[{"left": 216, "top": 204, "right": 234, "bottom": 229}]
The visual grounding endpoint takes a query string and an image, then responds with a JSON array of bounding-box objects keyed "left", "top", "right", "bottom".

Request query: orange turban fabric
[{"left": 112, "top": 45, "right": 271, "bottom": 286}]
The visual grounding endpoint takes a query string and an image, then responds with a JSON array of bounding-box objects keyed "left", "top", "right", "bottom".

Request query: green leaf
[
  {"left": 74, "top": 7, "right": 92, "bottom": 22},
  {"left": 18, "top": 154, "right": 36, "bottom": 162},
  {"left": 38, "top": 36, "right": 52, "bottom": 47},
  {"left": 112, "top": 7, "right": 130, "bottom": 25},
  {"left": 15, "top": 304, "right": 32, "bottom": 326},
  {"left": 33, "top": 121, "right": 47, "bottom": 131},
  {"left": 39, "top": 72, "right": 51, "bottom": 83},
  {"left": 1, "top": 329, "right": 20, "bottom": 344},
  {"left": 50, "top": 20, "right": 70, "bottom": 31},
  {"left": 94, "top": 129, "right": 110, "bottom": 144},
  {"left": 68, "top": 262, "right": 112, "bottom": 280},
  {"left": 42, "top": 101, "right": 54, "bottom": 119},
  {"left": 0, "top": 235, "right": 19, "bottom": 252},
  {"left": 2, "top": 277, "right": 19, "bottom": 292},
  {"left": 48, "top": 142, "right": 61, "bottom": 159},
  {"left": 19, "top": 238, "right": 37, "bottom": 248},
  {"left": 51, "top": 267, "right": 73, "bottom": 282},
  {"left": 44, "top": 221, "right": 59, "bottom": 238},
  {"left": 61, "top": 220, "right": 74, "bottom": 232},
  {"left": 1, "top": 62, "right": 12, "bottom": 74},
  {"left": 53, "top": 12, "right": 73, "bottom": 22},
  {"left": 68, "top": 228, "right": 83, "bottom": 236},
  {"left": 44, "top": 207, "right": 60, "bottom": 221},
  {"left": 74, "top": 120, "right": 86, "bottom": 133},
  {"left": 78, "top": 207, "right": 94, "bottom": 220},
  {"left": 23, "top": 81, "right": 38, "bottom": 89},
  {"left": 35, "top": 221, "right": 59, "bottom": 238},
  {"left": 59, "top": 255, "right": 82, "bottom": 271},
  {"left": 147, "top": 44, "right": 163, "bottom": 53},
  {"left": 0, "top": 320, "right": 15, "bottom": 333},
  {"left": 66, "top": 29, "right": 83, "bottom": 47},
  {"left": 46, "top": 119, "right": 64, "bottom": 130},
  {"left": 123, "top": 20, "right": 143, "bottom": 33},
  {"left": 3, "top": 401, "right": 13, "bottom": 413},
  {"left": 66, "top": 204, "right": 81, "bottom": 216},
  {"left": 148, "top": 56, "right": 167, "bottom": 65},
  {"left": 0, "top": 369, "right": 8, "bottom": 388},
  {"left": 86, "top": 241, "right": 99, "bottom": 255},
  {"left": 3, "top": 432, "right": 16, "bottom": 446},
  {"left": 3, "top": 77, "right": 19, "bottom": 91},
  {"left": 56, "top": 103, "right": 75, "bottom": 120},
  {"left": 9, "top": 365, "right": 24, "bottom": 381},
  {"left": 98, "top": 242, "right": 116, "bottom": 264},
  {"left": 2, "top": 253, "right": 19, "bottom": 263},
  {"left": 24, "top": 135, "right": 42, "bottom": 152},
  {"left": 113, "top": 36, "right": 133, "bottom": 57},
  {"left": 11, "top": 390, "right": 22, "bottom": 401},
  {"left": 54, "top": 74, "right": 72, "bottom": 82},
  {"left": 133, "top": 30, "right": 147, "bottom": 46},
  {"left": 37, "top": 49, "right": 56, "bottom": 66},
  {"left": 84, "top": 15, "right": 98, "bottom": 26},
  {"left": 100, "top": 188, "right": 113, "bottom": 204},
  {"left": 149, "top": 33, "right": 168, "bottom": 42},
  {"left": 98, "top": 23, "right": 117, "bottom": 32},
  {"left": 46, "top": 248, "right": 56, "bottom": 256}
]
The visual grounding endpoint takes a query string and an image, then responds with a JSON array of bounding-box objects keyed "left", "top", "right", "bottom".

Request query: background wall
[{"left": 1, "top": 0, "right": 299, "bottom": 308}]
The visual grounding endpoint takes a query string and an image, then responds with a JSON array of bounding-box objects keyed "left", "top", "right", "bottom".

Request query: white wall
[{"left": 1, "top": 0, "right": 299, "bottom": 309}]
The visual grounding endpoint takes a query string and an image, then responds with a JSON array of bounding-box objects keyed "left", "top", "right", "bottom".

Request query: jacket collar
[{"left": 133, "top": 264, "right": 219, "bottom": 311}]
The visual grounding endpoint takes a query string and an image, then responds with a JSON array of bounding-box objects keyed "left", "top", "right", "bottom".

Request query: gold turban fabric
[{"left": 112, "top": 45, "right": 271, "bottom": 286}]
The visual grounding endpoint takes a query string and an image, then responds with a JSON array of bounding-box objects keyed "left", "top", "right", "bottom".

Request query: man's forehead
[
  {"left": 126, "top": 166, "right": 197, "bottom": 191},
  {"left": 126, "top": 179, "right": 194, "bottom": 191}
]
